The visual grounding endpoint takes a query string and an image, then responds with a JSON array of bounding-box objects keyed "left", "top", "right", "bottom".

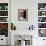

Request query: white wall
[
  {"left": 0, "top": 0, "right": 8, "bottom": 3},
  {"left": 11, "top": 0, "right": 46, "bottom": 46},
  {"left": 11, "top": 0, "right": 38, "bottom": 45},
  {"left": 11, "top": 0, "right": 38, "bottom": 30}
]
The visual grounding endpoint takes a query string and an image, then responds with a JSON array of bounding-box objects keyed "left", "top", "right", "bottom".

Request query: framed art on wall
[{"left": 18, "top": 9, "right": 28, "bottom": 21}]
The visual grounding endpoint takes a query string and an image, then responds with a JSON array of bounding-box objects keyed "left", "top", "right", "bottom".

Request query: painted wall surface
[
  {"left": 0, "top": 0, "right": 8, "bottom": 3},
  {"left": 11, "top": 0, "right": 38, "bottom": 30},
  {"left": 11, "top": 0, "right": 46, "bottom": 46}
]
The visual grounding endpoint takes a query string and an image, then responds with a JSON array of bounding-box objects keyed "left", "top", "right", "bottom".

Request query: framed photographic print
[{"left": 18, "top": 9, "right": 28, "bottom": 21}]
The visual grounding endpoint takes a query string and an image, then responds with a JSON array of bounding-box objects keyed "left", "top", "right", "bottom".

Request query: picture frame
[{"left": 18, "top": 9, "right": 28, "bottom": 21}]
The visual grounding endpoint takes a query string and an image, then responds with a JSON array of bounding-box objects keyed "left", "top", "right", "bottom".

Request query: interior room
[{"left": 0, "top": 0, "right": 46, "bottom": 46}]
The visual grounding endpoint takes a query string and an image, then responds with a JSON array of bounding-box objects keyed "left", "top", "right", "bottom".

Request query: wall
[
  {"left": 11, "top": 0, "right": 46, "bottom": 46},
  {"left": 11, "top": 0, "right": 38, "bottom": 30},
  {"left": 11, "top": 0, "right": 38, "bottom": 45},
  {"left": 0, "top": 0, "right": 8, "bottom": 3}
]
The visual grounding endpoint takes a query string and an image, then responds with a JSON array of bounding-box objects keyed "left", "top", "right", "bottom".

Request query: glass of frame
[{"left": 18, "top": 9, "right": 28, "bottom": 21}]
